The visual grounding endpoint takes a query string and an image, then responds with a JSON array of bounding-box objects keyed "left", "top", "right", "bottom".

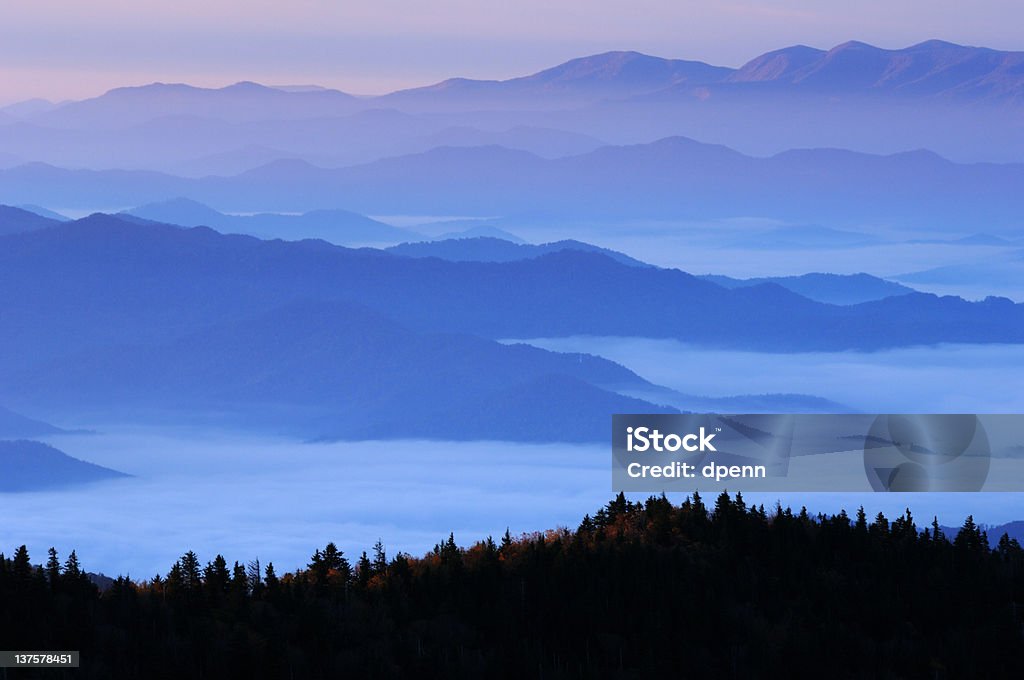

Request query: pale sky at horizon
[{"left": 1, "top": 0, "right": 1022, "bottom": 105}]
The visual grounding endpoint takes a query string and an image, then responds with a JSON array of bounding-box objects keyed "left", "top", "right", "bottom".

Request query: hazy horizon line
[{"left": 3, "top": 36, "right": 1020, "bottom": 108}]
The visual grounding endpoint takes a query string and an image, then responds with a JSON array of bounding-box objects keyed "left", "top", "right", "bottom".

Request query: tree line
[{"left": 2, "top": 492, "right": 1023, "bottom": 678}]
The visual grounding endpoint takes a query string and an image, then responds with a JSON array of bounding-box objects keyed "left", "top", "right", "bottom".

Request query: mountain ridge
[
  {"left": 0, "top": 440, "right": 128, "bottom": 492},
  {"left": 4, "top": 136, "right": 1023, "bottom": 227}
]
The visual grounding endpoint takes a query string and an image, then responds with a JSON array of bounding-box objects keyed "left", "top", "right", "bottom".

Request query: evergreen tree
[
  {"left": 855, "top": 506, "right": 868, "bottom": 533},
  {"left": 179, "top": 550, "right": 202, "bottom": 591},
  {"left": 12, "top": 545, "right": 31, "bottom": 579},
  {"left": 954, "top": 515, "right": 986, "bottom": 552},
  {"left": 263, "top": 562, "right": 279, "bottom": 592},
  {"left": 204, "top": 555, "right": 231, "bottom": 597},
  {"left": 500, "top": 528, "right": 513, "bottom": 554},
  {"left": 356, "top": 551, "right": 372, "bottom": 588},
  {"left": 45, "top": 547, "right": 61, "bottom": 585},
  {"left": 372, "top": 540, "right": 387, "bottom": 575}
]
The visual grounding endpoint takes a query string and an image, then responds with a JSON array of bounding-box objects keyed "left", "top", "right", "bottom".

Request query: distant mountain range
[
  {"left": 701, "top": 273, "right": 915, "bottom": 305},
  {"left": 387, "top": 236, "right": 648, "bottom": 267},
  {"left": 391, "top": 240, "right": 916, "bottom": 304},
  {"left": 5, "top": 298, "right": 674, "bottom": 441},
  {"left": 0, "top": 214, "right": 1020, "bottom": 440},
  {"left": 0, "top": 214, "right": 1019, "bottom": 353},
  {"left": 125, "top": 198, "right": 419, "bottom": 245},
  {"left": 2, "top": 137, "right": 1022, "bottom": 229},
  {"left": 32, "top": 81, "right": 360, "bottom": 128},
  {"left": 721, "top": 40, "right": 1024, "bottom": 101},
  {"left": 0, "top": 440, "right": 127, "bottom": 492},
  {"left": 1, "top": 40, "right": 1023, "bottom": 178},
  {"left": 377, "top": 51, "right": 734, "bottom": 110}
]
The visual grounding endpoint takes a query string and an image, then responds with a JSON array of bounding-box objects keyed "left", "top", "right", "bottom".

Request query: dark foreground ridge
[{"left": 2, "top": 493, "right": 1023, "bottom": 678}]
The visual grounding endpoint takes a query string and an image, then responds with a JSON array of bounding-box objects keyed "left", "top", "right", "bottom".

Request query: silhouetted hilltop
[
  {"left": 0, "top": 204, "right": 61, "bottom": 236},
  {"left": 0, "top": 406, "right": 64, "bottom": 439},
  {"left": 125, "top": 197, "right": 417, "bottom": 244},
  {"left": 702, "top": 272, "right": 915, "bottom": 304},
  {"left": 387, "top": 236, "right": 647, "bottom": 266},
  {"left": 7, "top": 299, "right": 669, "bottom": 441},
  {"left": 0, "top": 440, "right": 127, "bottom": 492},
  {"left": 380, "top": 50, "right": 732, "bottom": 109},
  {"left": 726, "top": 40, "right": 1024, "bottom": 102},
  {"left": 37, "top": 81, "right": 359, "bottom": 128}
]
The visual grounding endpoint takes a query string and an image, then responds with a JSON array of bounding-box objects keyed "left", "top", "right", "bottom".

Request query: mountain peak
[
  {"left": 726, "top": 39, "right": 1024, "bottom": 100},
  {"left": 516, "top": 50, "right": 732, "bottom": 91},
  {"left": 827, "top": 40, "right": 878, "bottom": 53},
  {"left": 729, "top": 44, "right": 827, "bottom": 82}
]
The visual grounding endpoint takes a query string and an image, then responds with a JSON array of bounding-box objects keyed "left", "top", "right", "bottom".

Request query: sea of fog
[
  {"left": 4, "top": 336, "right": 1024, "bottom": 578},
  {"left": 2, "top": 424, "right": 1023, "bottom": 579},
  {"left": 517, "top": 337, "right": 1024, "bottom": 414}
]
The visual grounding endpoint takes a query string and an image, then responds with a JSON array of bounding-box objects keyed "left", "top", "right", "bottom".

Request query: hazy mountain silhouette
[
  {"left": 625, "top": 387, "right": 852, "bottom": 414},
  {"left": 6, "top": 298, "right": 674, "bottom": 441},
  {"left": 5, "top": 41, "right": 1024, "bottom": 171},
  {"left": 0, "top": 406, "right": 65, "bottom": 439},
  {"left": 381, "top": 42, "right": 1024, "bottom": 108},
  {"left": 125, "top": 198, "right": 417, "bottom": 244},
  {"left": 387, "top": 237, "right": 647, "bottom": 266},
  {"left": 380, "top": 51, "right": 732, "bottom": 110},
  {"left": 1, "top": 214, "right": 1021, "bottom": 366},
  {"left": 16, "top": 204, "right": 69, "bottom": 221},
  {"left": 0, "top": 98, "right": 61, "bottom": 118},
  {"left": 37, "top": 82, "right": 360, "bottom": 128},
  {"left": 0, "top": 440, "right": 128, "bottom": 492},
  {"left": 726, "top": 40, "right": 1024, "bottom": 102},
  {"left": 2, "top": 214, "right": 1021, "bottom": 439},
  {"left": 432, "top": 224, "right": 526, "bottom": 243},
  {"left": 0, "top": 204, "right": 62, "bottom": 236},
  {"left": 701, "top": 273, "right": 916, "bottom": 305},
  {"left": 4, "top": 138, "right": 1023, "bottom": 228},
  {"left": 416, "top": 125, "right": 607, "bottom": 158}
]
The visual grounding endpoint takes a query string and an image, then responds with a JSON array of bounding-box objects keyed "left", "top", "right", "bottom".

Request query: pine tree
[
  {"left": 692, "top": 491, "right": 706, "bottom": 517},
  {"left": 357, "top": 551, "right": 372, "bottom": 587},
  {"left": 322, "top": 542, "right": 351, "bottom": 582},
  {"left": 231, "top": 561, "right": 248, "bottom": 597},
  {"left": 204, "top": 555, "right": 231, "bottom": 596},
  {"left": 264, "top": 562, "right": 279, "bottom": 592},
  {"left": 179, "top": 551, "right": 202, "bottom": 591},
  {"left": 166, "top": 561, "right": 184, "bottom": 595},
  {"left": 372, "top": 540, "right": 387, "bottom": 575},
  {"left": 12, "top": 545, "right": 31, "bottom": 579},
  {"left": 954, "top": 515, "right": 986, "bottom": 552},
  {"left": 45, "top": 547, "right": 61, "bottom": 585},
  {"left": 870, "top": 512, "right": 889, "bottom": 536},
  {"left": 500, "top": 528, "right": 513, "bottom": 555},
  {"left": 63, "top": 550, "right": 82, "bottom": 580},
  {"left": 996, "top": 533, "right": 1023, "bottom": 560}
]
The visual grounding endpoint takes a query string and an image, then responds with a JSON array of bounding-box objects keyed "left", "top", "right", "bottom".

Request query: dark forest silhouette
[{"left": 2, "top": 492, "right": 1023, "bottom": 678}]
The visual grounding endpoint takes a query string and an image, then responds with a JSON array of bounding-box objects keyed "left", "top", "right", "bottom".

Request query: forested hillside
[{"left": 2, "top": 493, "right": 1022, "bottom": 678}]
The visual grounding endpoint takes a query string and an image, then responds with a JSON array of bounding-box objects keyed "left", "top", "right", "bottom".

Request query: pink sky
[{"left": 1, "top": 0, "right": 1022, "bottom": 104}]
